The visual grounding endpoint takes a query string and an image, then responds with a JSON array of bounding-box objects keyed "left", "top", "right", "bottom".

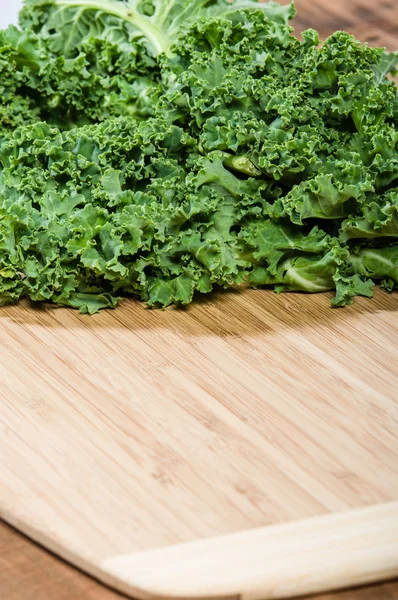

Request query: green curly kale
[
  {"left": 0, "top": 0, "right": 397, "bottom": 313},
  {"left": 19, "top": 0, "right": 294, "bottom": 56}
]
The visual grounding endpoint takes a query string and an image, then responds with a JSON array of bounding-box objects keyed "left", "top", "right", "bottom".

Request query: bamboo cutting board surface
[
  {"left": 1, "top": 0, "right": 398, "bottom": 598},
  {"left": 1, "top": 288, "right": 398, "bottom": 597}
]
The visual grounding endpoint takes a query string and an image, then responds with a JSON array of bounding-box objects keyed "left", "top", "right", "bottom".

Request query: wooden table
[{"left": 1, "top": 0, "right": 397, "bottom": 598}]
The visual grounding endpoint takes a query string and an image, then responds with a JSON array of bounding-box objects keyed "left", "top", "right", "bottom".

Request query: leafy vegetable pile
[{"left": 0, "top": 0, "right": 397, "bottom": 313}]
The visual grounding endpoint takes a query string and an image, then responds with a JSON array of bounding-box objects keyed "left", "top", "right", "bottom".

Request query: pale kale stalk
[
  {"left": 20, "top": 0, "right": 294, "bottom": 56},
  {"left": 0, "top": 0, "right": 293, "bottom": 129}
]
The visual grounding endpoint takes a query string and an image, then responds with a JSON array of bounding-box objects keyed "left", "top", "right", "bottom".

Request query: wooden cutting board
[{"left": 1, "top": 286, "right": 398, "bottom": 598}]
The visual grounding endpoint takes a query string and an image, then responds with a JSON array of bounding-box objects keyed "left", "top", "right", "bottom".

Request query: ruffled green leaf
[{"left": 0, "top": 1, "right": 396, "bottom": 312}]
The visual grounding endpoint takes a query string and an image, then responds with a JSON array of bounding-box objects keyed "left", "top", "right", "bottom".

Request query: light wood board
[{"left": 0, "top": 286, "right": 397, "bottom": 597}]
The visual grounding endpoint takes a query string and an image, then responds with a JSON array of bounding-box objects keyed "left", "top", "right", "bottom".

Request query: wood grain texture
[
  {"left": 282, "top": 0, "right": 398, "bottom": 50},
  {"left": 1, "top": 287, "right": 398, "bottom": 598},
  {"left": 0, "top": 521, "right": 127, "bottom": 600},
  {"left": 102, "top": 502, "right": 398, "bottom": 599},
  {"left": 2, "top": 522, "right": 398, "bottom": 600},
  {"left": 1, "top": 0, "right": 398, "bottom": 598}
]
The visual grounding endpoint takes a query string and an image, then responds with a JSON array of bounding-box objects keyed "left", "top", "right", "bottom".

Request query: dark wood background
[
  {"left": 1, "top": 1, "right": 397, "bottom": 598},
  {"left": 289, "top": 0, "right": 397, "bottom": 49}
]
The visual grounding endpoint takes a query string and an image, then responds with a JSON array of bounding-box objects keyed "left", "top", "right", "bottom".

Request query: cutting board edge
[
  {"left": 2, "top": 501, "right": 398, "bottom": 600},
  {"left": 0, "top": 504, "right": 238, "bottom": 600},
  {"left": 0, "top": 506, "right": 154, "bottom": 600}
]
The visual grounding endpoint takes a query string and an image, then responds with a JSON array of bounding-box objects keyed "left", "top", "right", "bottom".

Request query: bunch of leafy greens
[{"left": 0, "top": 0, "right": 397, "bottom": 313}]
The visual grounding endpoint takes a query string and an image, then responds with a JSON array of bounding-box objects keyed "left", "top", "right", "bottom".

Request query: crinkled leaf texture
[
  {"left": 0, "top": 0, "right": 293, "bottom": 130},
  {"left": 0, "top": 1, "right": 397, "bottom": 313},
  {"left": 20, "top": 0, "right": 294, "bottom": 56},
  {"left": 0, "top": 118, "right": 266, "bottom": 311}
]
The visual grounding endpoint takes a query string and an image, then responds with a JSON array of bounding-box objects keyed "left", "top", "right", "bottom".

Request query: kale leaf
[{"left": 0, "top": 1, "right": 397, "bottom": 312}]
